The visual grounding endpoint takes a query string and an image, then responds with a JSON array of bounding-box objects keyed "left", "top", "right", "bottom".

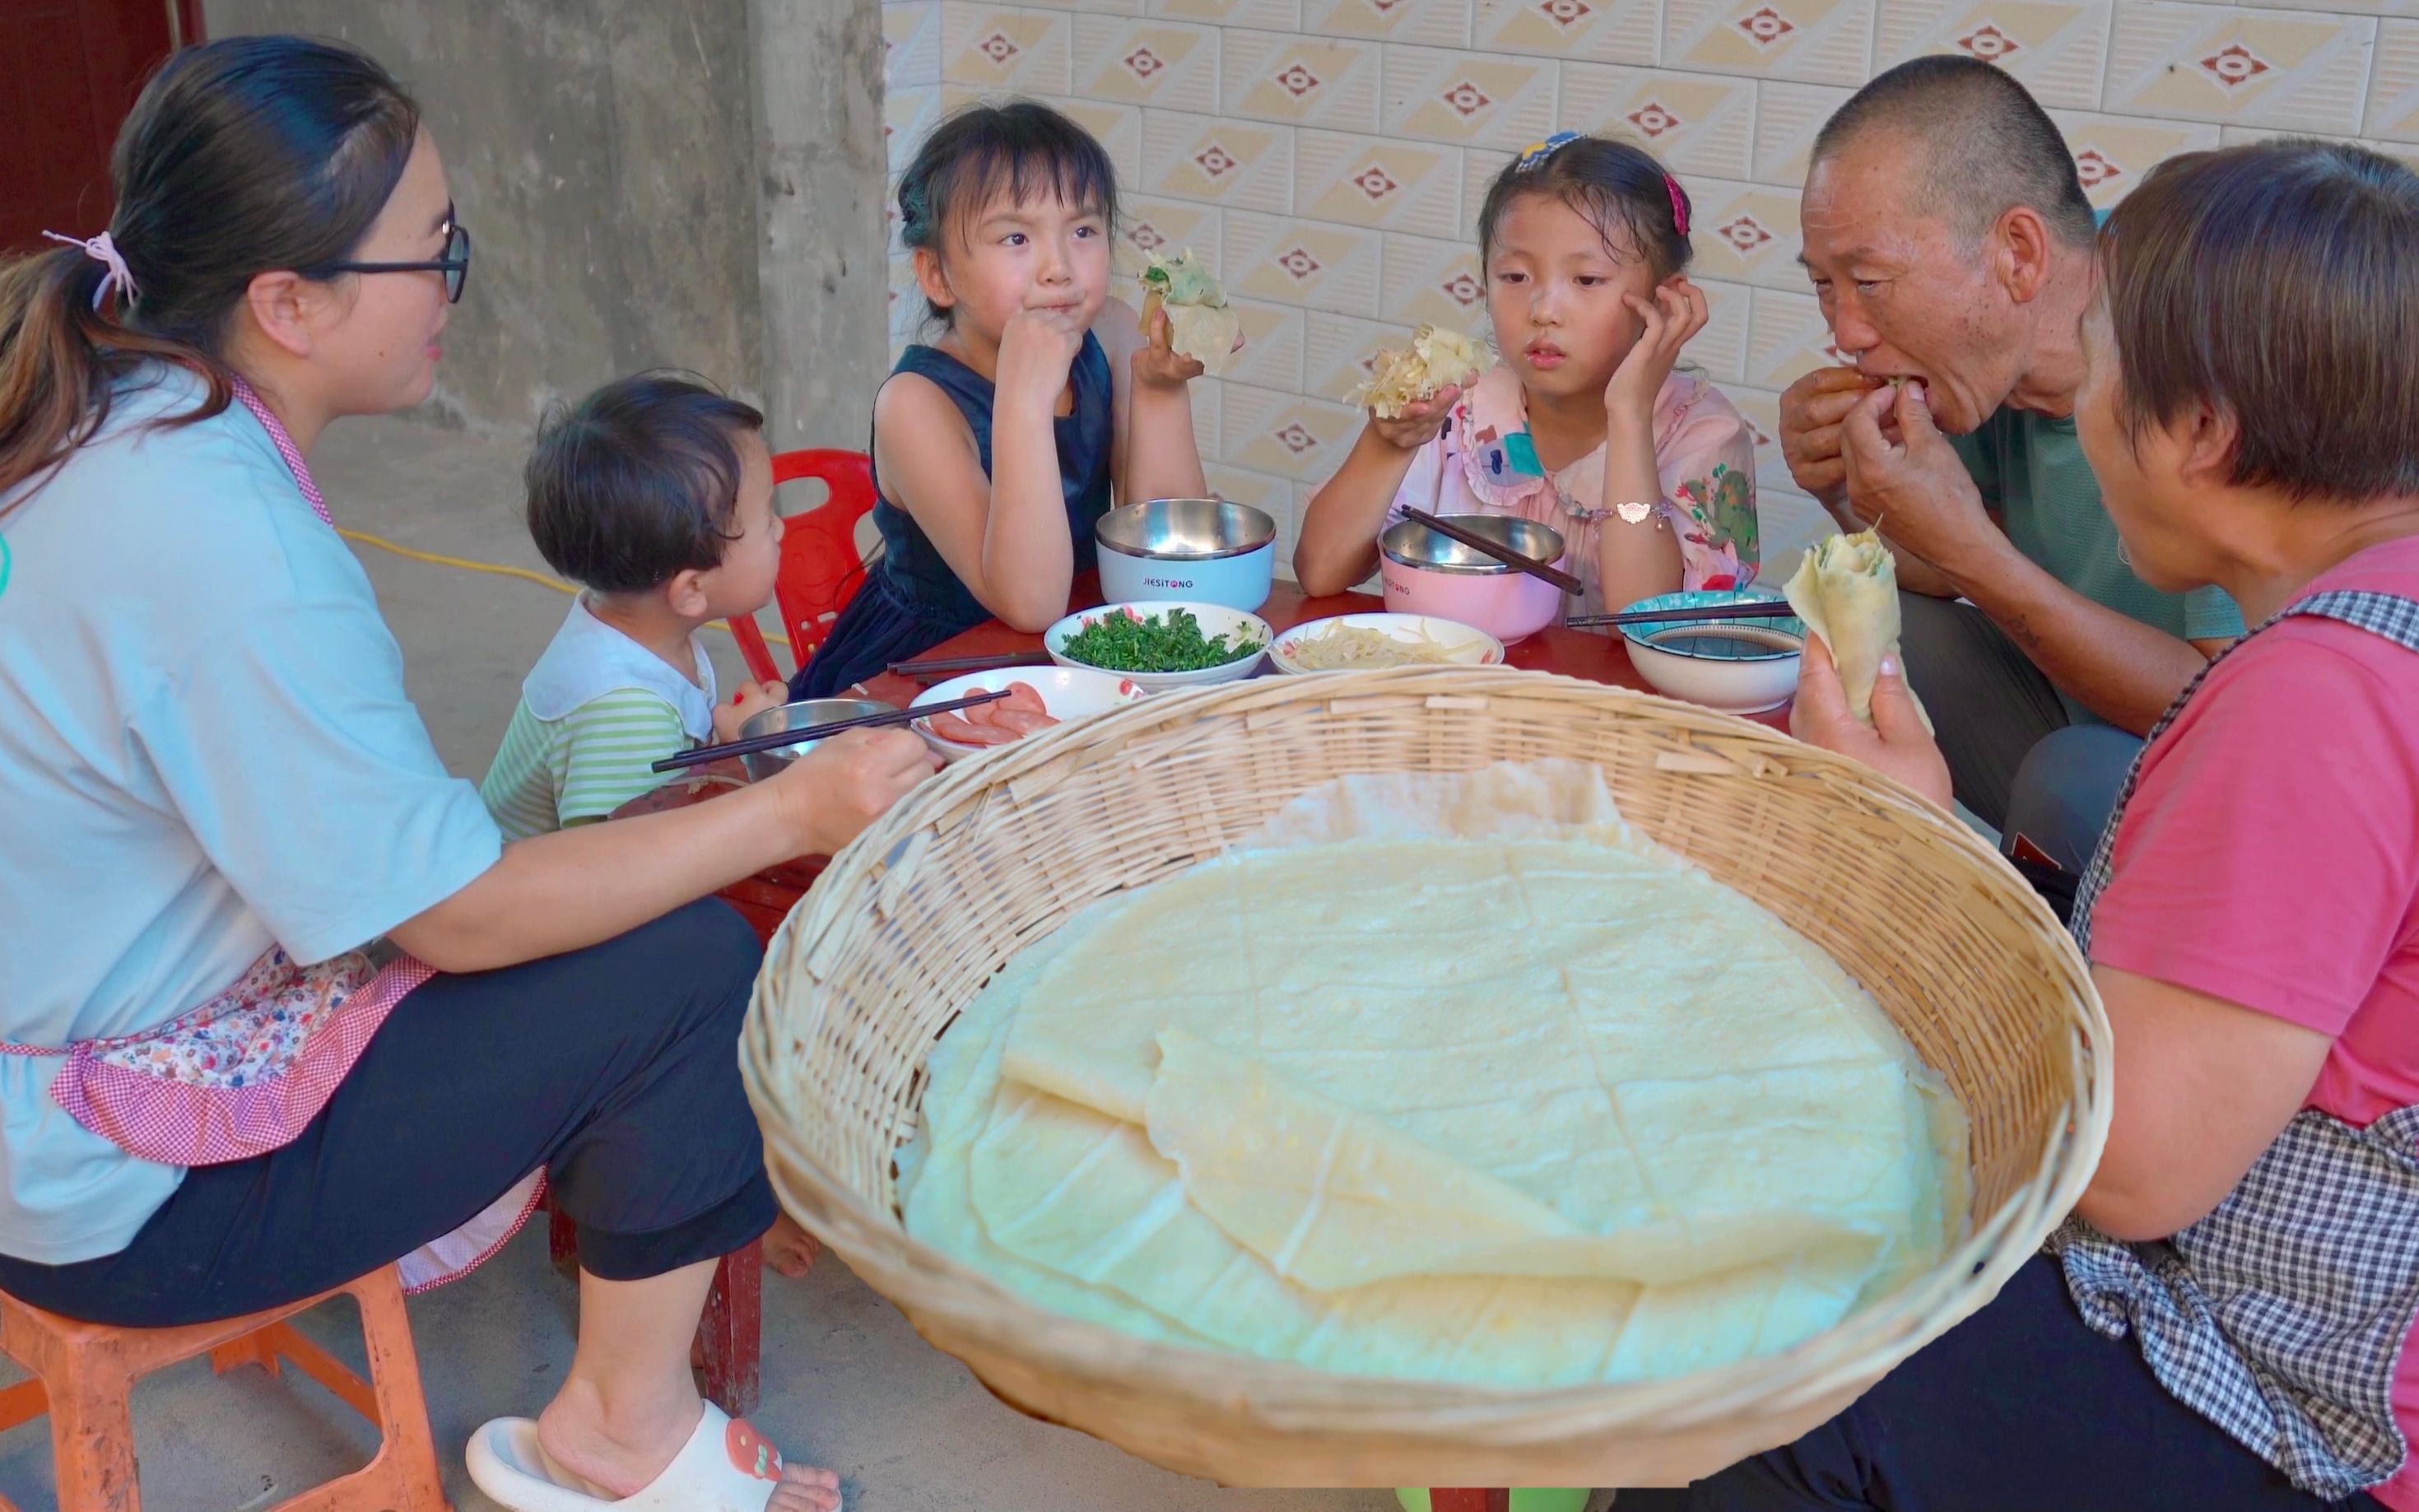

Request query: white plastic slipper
[{"left": 467, "top": 1403, "right": 812, "bottom": 1511}]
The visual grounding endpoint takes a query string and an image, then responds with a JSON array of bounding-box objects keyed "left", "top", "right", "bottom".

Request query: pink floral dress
[{"left": 1384, "top": 365, "right": 1761, "bottom": 621}]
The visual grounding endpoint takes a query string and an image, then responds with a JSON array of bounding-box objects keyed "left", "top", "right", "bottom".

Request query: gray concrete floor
[{"left": 0, "top": 414, "right": 1433, "bottom": 1511}]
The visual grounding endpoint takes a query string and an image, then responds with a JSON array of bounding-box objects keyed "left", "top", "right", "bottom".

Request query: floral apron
[
  {"left": 2051, "top": 589, "right": 2419, "bottom": 1501},
  {"left": 0, "top": 379, "right": 542, "bottom": 1293}
]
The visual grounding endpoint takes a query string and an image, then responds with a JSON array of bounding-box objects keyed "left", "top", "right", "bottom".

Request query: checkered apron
[
  {"left": 2052, "top": 589, "right": 2419, "bottom": 1501},
  {"left": 0, "top": 379, "right": 542, "bottom": 1291}
]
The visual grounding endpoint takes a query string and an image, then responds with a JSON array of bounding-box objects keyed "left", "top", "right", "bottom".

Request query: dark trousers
[
  {"left": 0, "top": 900, "right": 778, "bottom": 1327},
  {"left": 1896, "top": 593, "right": 2136, "bottom": 872},
  {"left": 1617, "top": 1256, "right": 2389, "bottom": 1512}
]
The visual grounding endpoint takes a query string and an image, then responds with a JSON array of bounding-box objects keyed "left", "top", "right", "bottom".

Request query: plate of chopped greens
[{"left": 1044, "top": 601, "right": 1272, "bottom": 691}]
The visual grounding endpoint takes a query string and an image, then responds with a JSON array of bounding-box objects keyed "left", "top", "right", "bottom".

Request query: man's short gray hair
[{"left": 1812, "top": 57, "right": 2097, "bottom": 248}]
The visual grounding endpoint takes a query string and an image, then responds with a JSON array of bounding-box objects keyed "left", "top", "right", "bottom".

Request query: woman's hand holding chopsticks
[{"left": 762, "top": 728, "right": 939, "bottom": 858}]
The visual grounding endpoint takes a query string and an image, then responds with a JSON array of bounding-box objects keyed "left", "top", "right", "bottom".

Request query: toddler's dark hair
[
  {"left": 525, "top": 372, "right": 765, "bottom": 595},
  {"left": 897, "top": 99, "right": 1118, "bottom": 328},
  {"left": 1477, "top": 136, "right": 1694, "bottom": 281}
]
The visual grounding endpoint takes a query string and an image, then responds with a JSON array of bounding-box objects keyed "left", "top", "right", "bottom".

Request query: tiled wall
[{"left": 880, "top": 0, "right": 2419, "bottom": 577}]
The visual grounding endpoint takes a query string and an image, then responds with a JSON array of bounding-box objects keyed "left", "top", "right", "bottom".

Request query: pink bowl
[{"left": 1377, "top": 514, "right": 1570, "bottom": 644}]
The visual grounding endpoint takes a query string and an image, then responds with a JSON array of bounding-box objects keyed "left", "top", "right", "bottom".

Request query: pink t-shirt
[{"left": 2090, "top": 533, "right": 2419, "bottom": 1509}]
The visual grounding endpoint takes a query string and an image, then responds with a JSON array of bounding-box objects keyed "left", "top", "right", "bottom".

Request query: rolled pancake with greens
[
  {"left": 1782, "top": 530, "right": 1934, "bottom": 733},
  {"left": 1138, "top": 249, "right": 1241, "bottom": 376}
]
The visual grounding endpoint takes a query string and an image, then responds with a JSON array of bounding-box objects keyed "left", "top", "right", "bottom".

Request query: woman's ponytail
[{"left": 0, "top": 35, "right": 420, "bottom": 514}]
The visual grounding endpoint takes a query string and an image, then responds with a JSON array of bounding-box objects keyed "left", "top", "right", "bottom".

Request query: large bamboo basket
[{"left": 742, "top": 667, "right": 2110, "bottom": 1488}]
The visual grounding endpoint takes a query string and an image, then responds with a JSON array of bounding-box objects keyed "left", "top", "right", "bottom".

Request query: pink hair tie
[
  {"left": 41, "top": 230, "right": 137, "bottom": 313},
  {"left": 1663, "top": 174, "right": 1690, "bottom": 238}
]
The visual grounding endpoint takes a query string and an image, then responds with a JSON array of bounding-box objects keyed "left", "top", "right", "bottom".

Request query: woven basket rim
[{"left": 743, "top": 666, "right": 2113, "bottom": 1438}]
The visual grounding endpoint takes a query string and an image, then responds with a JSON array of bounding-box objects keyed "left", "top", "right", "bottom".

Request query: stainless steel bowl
[
  {"left": 737, "top": 697, "right": 895, "bottom": 782},
  {"left": 1096, "top": 497, "right": 1277, "bottom": 562},
  {"left": 1379, "top": 513, "right": 1567, "bottom": 575}
]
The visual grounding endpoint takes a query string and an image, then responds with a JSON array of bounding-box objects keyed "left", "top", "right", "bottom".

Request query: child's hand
[
  {"left": 998, "top": 303, "right": 1087, "bottom": 413},
  {"left": 1368, "top": 385, "right": 1462, "bottom": 453},
  {"left": 714, "top": 679, "right": 790, "bottom": 744},
  {"left": 1131, "top": 303, "right": 1240, "bottom": 389},
  {"left": 1605, "top": 279, "right": 1709, "bottom": 426},
  {"left": 770, "top": 727, "right": 939, "bottom": 856}
]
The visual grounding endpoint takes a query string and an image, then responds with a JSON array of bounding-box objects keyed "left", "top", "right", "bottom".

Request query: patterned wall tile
[
  {"left": 1381, "top": 45, "right": 1564, "bottom": 147},
  {"left": 1562, "top": 65, "right": 1761, "bottom": 179},
  {"left": 1687, "top": 180, "right": 1807, "bottom": 290},
  {"left": 1226, "top": 212, "right": 1389, "bottom": 314},
  {"left": 1477, "top": 0, "right": 1664, "bottom": 65},
  {"left": 1745, "top": 286, "right": 1840, "bottom": 391},
  {"left": 1753, "top": 81, "right": 1855, "bottom": 184},
  {"left": 1463, "top": 146, "right": 1517, "bottom": 228},
  {"left": 1152, "top": 0, "right": 1302, "bottom": 26},
  {"left": 943, "top": 7, "right": 1074, "bottom": 92},
  {"left": 1121, "top": 195, "right": 1227, "bottom": 277},
  {"left": 1381, "top": 229, "right": 1496, "bottom": 329},
  {"left": 1297, "top": 130, "right": 1467, "bottom": 235},
  {"left": 1190, "top": 377, "right": 1224, "bottom": 460},
  {"left": 2105, "top": 4, "right": 2378, "bottom": 135},
  {"left": 1874, "top": 0, "right": 2115, "bottom": 109},
  {"left": 1305, "top": 0, "right": 1479, "bottom": 46},
  {"left": 1042, "top": 95, "right": 1144, "bottom": 184},
  {"left": 1692, "top": 276, "right": 1756, "bottom": 382},
  {"left": 2047, "top": 109, "right": 2223, "bottom": 203},
  {"left": 887, "top": 1, "right": 943, "bottom": 89},
  {"left": 2367, "top": 20, "right": 2419, "bottom": 139},
  {"left": 1221, "top": 386, "right": 1366, "bottom": 479},
  {"left": 1075, "top": 18, "right": 1219, "bottom": 111},
  {"left": 1205, "top": 463, "right": 1302, "bottom": 548},
  {"left": 886, "top": 85, "right": 944, "bottom": 175},
  {"left": 1225, "top": 296, "right": 1312, "bottom": 390},
  {"left": 1144, "top": 110, "right": 1297, "bottom": 211},
  {"left": 2362, "top": 135, "right": 2419, "bottom": 170},
  {"left": 1221, "top": 31, "right": 1386, "bottom": 128},
  {"left": 1666, "top": 0, "right": 1881, "bottom": 86}
]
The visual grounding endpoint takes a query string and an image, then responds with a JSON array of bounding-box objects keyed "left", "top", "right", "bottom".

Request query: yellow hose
[{"left": 336, "top": 528, "right": 792, "bottom": 649}]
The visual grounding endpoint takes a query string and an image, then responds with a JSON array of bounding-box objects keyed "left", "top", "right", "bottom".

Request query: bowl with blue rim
[{"left": 1616, "top": 588, "right": 1805, "bottom": 716}]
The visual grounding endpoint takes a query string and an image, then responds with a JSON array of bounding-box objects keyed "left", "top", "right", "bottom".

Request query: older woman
[
  {"left": 1626, "top": 138, "right": 2419, "bottom": 1511},
  {"left": 0, "top": 36, "right": 931, "bottom": 1512}
]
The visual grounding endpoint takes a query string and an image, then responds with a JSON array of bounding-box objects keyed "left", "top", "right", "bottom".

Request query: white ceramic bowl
[
  {"left": 1095, "top": 498, "right": 1277, "bottom": 613},
  {"left": 909, "top": 667, "right": 1150, "bottom": 763},
  {"left": 1616, "top": 589, "right": 1805, "bottom": 715},
  {"left": 1267, "top": 613, "right": 1506, "bottom": 676},
  {"left": 1044, "top": 601, "right": 1272, "bottom": 691}
]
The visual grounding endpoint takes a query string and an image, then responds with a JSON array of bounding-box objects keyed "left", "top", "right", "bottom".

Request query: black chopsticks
[
  {"left": 1400, "top": 507, "right": 1586, "bottom": 596},
  {"left": 651, "top": 689, "right": 1011, "bottom": 773},
  {"left": 886, "top": 650, "right": 1055, "bottom": 679},
  {"left": 1565, "top": 599, "right": 1801, "bottom": 630}
]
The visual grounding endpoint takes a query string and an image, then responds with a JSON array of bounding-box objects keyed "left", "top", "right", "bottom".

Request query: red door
[{"left": 0, "top": 0, "right": 203, "bottom": 255}]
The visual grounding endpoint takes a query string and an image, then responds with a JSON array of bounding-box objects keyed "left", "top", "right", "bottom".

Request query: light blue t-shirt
[{"left": 0, "top": 367, "right": 501, "bottom": 1264}]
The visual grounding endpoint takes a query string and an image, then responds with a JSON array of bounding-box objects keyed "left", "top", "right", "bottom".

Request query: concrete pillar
[
  {"left": 202, "top": 0, "right": 886, "bottom": 445},
  {"left": 747, "top": 0, "right": 890, "bottom": 452}
]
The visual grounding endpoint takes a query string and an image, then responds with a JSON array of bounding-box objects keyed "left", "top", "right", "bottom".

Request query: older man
[{"left": 1779, "top": 57, "right": 2241, "bottom": 868}]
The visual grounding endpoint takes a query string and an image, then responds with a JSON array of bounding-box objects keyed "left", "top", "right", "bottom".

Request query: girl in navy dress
[{"left": 795, "top": 101, "right": 1224, "bottom": 696}]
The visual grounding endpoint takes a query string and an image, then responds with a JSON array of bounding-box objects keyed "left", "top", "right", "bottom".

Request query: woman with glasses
[{"left": 0, "top": 35, "right": 920, "bottom": 1512}]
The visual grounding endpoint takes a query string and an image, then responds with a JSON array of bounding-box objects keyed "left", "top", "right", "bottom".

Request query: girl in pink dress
[{"left": 1296, "top": 133, "right": 1759, "bottom": 621}]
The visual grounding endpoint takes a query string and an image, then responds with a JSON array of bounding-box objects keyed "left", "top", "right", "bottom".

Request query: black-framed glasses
[{"left": 308, "top": 211, "right": 472, "bottom": 303}]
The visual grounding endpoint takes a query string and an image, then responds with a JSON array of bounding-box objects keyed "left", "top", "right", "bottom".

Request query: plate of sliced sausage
[{"left": 909, "top": 667, "right": 1151, "bottom": 763}]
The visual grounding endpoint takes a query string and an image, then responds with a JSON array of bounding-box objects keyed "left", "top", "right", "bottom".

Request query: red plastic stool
[
  {"left": 0, "top": 1264, "right": 449, "bottom": 1511},
  {"left": 728, "top": 449, "right": 879, "bottom": 685}
]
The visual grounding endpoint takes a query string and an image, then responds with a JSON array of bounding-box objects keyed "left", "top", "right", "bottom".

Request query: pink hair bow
[
  {"left": 42, "top": 230, "right": 137, "bottom": 312},
  {"left": 1664, "top": 175, "right": 1690, "bottom": 238}
]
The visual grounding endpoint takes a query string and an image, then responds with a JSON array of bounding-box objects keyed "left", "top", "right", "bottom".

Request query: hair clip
[
  {"left": 1516, "top": 132, "right": 1581, "bottom": 171},
  {"left": 1663, "top": 174, "right": 1690, "bottom": 237}
]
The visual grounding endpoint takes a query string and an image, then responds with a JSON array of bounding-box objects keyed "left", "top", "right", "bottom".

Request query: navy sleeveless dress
[{"left": 792, "top": 333, "right": 1116, "bottom": 699}]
